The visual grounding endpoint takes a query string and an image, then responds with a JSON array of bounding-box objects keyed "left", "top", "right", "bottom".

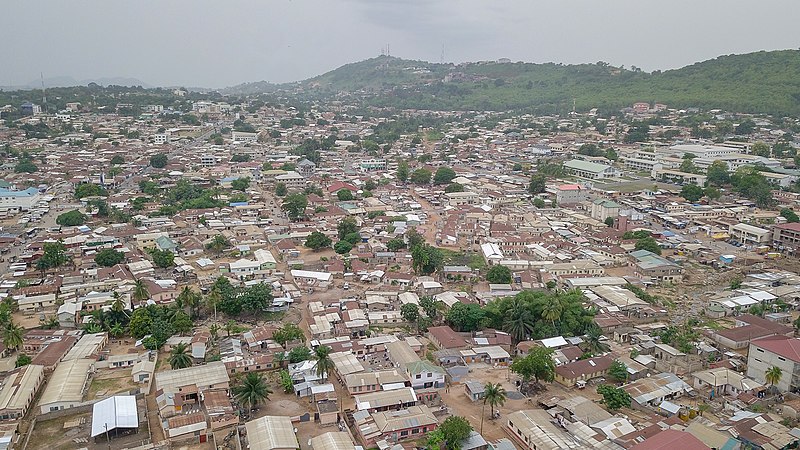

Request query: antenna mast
[{"left": 41, "top": 72, "right": 47, "bottom": 114}]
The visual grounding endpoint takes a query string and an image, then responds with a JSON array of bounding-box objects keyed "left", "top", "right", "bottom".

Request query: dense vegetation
[{"left": 228, "top": 51, "right": 800, "bottom": 116}]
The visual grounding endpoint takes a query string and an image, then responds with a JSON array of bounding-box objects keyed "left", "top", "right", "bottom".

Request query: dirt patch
[{"left": 87, "top": 369, "right": 138, "bottom": 399}]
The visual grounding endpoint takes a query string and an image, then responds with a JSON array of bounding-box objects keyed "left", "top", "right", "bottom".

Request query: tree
[
  {"left": 486, "top": 265, "right": 512, "bottom": 284},
  {"left": 206, "top": 235, "right": 231, "bottom": 254},
  {"left": 529, "top": 174, "right": 546, "bottom": 194},
  {"left": 410, "top": 168, "right": 432, "bottom": 185},
  {"left": 94, "top": 248, "right": 125, "bottom": 267},
  {"left": 444, "top": 183, "right": 465, "bottom": 193},
  {"left": 510, "top": 347, "right": 555, "bottom": 384},
  {"left": 74, "top": 183, "right": 108, "bottom": 199},
  {"left": 278, "top": 370, "right": 294, "bottom": 393},
  {"left": 168, "top": 342, "right": 193, "bottom": 369},
  {"left": 274, "top": 182, "right": 287, "bottom": 197},
  {"left": 608, "top": 360, "right": 629, "bottom": 382},
  {"left": 680, "top": 184, "right": 705, "bottom": 203},
  {"left": 751, "top": 141, "right": 771, "bottom": 157},
  {"left": 483, "top": 382, "right": 506, "bottom": 421},
  {"left": 635, "top": 237, "right": 662, "bottom": 255},
  {"left": 433, "top": 167, "right": 457, "bottom": 185},
  {"left": 420, "top": 296, "right": 441, "bottom": 322},
  {"left": 584, "top": 325, "right": 610, "bottom": 354},
  {"left": 56, "top": 210, "right": 87, "bottom": 226},
  {"left": 273, "top": 323, "right": 305, "bottom": 346},
  {"left": 149, "top": 153, "right": 168, "bottom": 168},
  {"left": 706, "top": 161, "right": 730, "bottom": 186},
  {"left": 171, "top": 311, "right": 193, "bottom": 334},
  {"left": 386, "top": 238, "right": 407, "bottom": 251},
  {"left": 231, "top": 177, "right": 250, "bottom": 191},
  {"left": 337, "top": 218, "right": 359, "bottom": 240},
  {"left": 314, "top": 345, "right": 333, "bottom": 380},
  {"left": 411, "top": 243, "right": 443, "bottom": 275},
  {"left": 446, "top": 303, "right": 485, "bottom": 332},
  {"left": 735, "top": 119, "right": 756, "bottom": 135},
  {"left": 401, "top": 303, "right": 420, "bottom": 333},
  {"left": 604, "top": 217, "right": 615, "bottom": 227},
  {"left": 342, "top": 232, "right": 361, "bottom": 245},
  {"left": 132, "top": 279, "right": 150, "bottom": 306},
  {"left": 2, "top": 321, "right": 23, "bottom": 352},
  {"left": 281, "top": 193, "right": 308, "bottom": 221},
  {"left": 37, "top": 241, "right": 69, "bottom": 272},
  {"left": 305, "top": 231, "right": 332, "bottom": 251},
  {"left": 334, "top": 240, "right": 353, "bottom": 254},
  {"left": 231, "top": 154, "right": 251, "bottom": 163},
  {"left": 504, "top": 298, "right": 534, "bottom": 342},
  {"left": 14, "top": 160, "right": 38, "bottom": 173},
  {"left": 781, "top": 208, "right": 800, "bottom": 223},
  {"left": 15, "top": 354, "right": 31, "bottom": 367},
  {"left": 288, "top": 345, "right": 312, "bottom": 363},
  {"left": 765, "top": 366, "right": 783, "bottom": 389},
  {"left": 705, "top": 186, "right": 721, "bottom": 201},
  {"left": 150, "top": 248, "right": 175, "bottom": 268},
  {"left": 679, "top": 157, "right": 697, "bottom": 174},
  {"left": 597, "top": 384, "right": 631, "bottom": 410},
  {"left": 396, "top": 160, "right": 409, "bottom": 183},
  {"left": 336, "top": 189, "right": 354, "bottom": 201},
  {"left": 436, "top": 416, "right": 472, "bottom": 450},
  {"left": 232, "top": 372, "right": 272, "bottom": 411}
]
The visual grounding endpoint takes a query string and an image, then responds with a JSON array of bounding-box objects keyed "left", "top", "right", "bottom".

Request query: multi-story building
[
  {"left": 729, "top": 223, "right": 771, "bottom": 246},
  {"left": 630, "top": 250, "right": 683, "bottom": 283},
  {"left": 747, "top": 335, "right": 800, "bottom": 392},
  {"left": 773, "top": 223, "right": 800, "bottom": 252},
  {"left": 563, "top": 160, "right": 620, "bottom": 180}
]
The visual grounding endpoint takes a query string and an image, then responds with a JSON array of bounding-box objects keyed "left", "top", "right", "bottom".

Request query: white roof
[
  {"left": 91, "top": 395, "right": 138, "bottom": 437},
  {"left": 540, "top": 336, "right": 569, "bottom": 348},
  {"left": 245, "top": 415, "right": 298, "bottom": 450}
]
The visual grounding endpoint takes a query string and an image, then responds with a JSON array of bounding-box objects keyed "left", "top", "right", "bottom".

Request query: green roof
[{"left": 406, "top": 360, "right": 445, "bottom": 376}]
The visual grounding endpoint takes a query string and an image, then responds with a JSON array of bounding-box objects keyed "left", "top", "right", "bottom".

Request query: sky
[{"left": 2, "top": 0, "right": 800, "bottom": 89}]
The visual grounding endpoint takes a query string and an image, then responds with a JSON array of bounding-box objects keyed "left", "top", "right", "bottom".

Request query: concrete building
[
  {"left": 0, "top": 187, "right": 41, "bottom": 214},
  {"left": 0, "top": 364, "right": 45, "bottom": 419},
  {"left": 630, "top": 250, "right": 683, "bottom": 283},
  {"left": 553, "top": 184, "right": 588, "bottom": 205},
  {"left": 38, "top": 359, "right": 94, "bottom": 414},
  {"left": 729, "top": 223, "right": 771, "bottom": 246},
  {"left": 563, "top": 160, "right": 620, "bottom": 180},
  {"left": 590, "top": 198, "right": 622, "bottom": 222},
  {"left": 747, "top": 335, "right": 800, "bottom": 392},
  {"left": 773, "top": 222, "right": 800, "bottom": 252}
]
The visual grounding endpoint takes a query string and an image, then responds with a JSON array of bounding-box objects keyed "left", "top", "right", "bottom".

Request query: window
[
  {"left": 412, "top": 428, "right": 419, "bottom": 434},
  {"left": 400, "top": 431, "right": 408, "bottom": 437},
  {"left": 416, "top": 374, "right": 421, "bottom": 379},
  {"left": 779, "top": 357, "right": 786, "bottom": 362}
]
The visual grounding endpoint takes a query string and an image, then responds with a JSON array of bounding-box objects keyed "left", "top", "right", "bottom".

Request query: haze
[{"left": 2, "top": 0, "right": 800, "bottom": 89}]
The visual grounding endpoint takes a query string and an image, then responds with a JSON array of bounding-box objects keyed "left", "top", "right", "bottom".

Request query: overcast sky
[{"left": 2, "top": 0, "right": 799, "bottom": 88}]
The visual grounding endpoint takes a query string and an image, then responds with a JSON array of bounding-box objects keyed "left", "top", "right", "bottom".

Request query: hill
[{"left": 227, "top": 50, "right": 800, "bottom": 116}]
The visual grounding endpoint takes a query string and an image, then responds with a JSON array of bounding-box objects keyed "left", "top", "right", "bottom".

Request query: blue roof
[
  {"left": 0, "top": 187, "right": 38, "bottom": 197},
  {"left": 229, "top": 202, "right": 248, "bottom": 207}
]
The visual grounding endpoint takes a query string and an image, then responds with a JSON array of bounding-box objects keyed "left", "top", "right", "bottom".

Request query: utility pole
[{"left": 41, "top": 73, "right": 47, "bottom": 114}]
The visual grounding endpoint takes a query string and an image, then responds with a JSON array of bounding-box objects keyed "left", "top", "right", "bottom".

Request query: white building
[{"left": 0, "top": 187, "right": 41, "bottom": 214}]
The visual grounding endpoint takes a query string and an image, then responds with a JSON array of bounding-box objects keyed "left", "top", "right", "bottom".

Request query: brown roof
[
  {"left": 630, "top": 429, "right": 710, "bottom": 450},
  {"left": 31, "top": 336, "right": 78, "bottom": 368},
  {"left": 428, "top": 326, "right": 468, "bottom": 349},
  {"left": 554, "top": 356, "right": 613, "bottom": 380},
  {"left": 751, "top": 335, "right": 800, "bottom": 363},
  {"left": 167, "top": 411, "right": 207, "bottom": 429}
]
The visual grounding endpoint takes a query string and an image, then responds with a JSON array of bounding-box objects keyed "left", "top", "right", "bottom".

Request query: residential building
[
  {"left": 629, "top": 250, "right": 683, "bottom": 283},
  {"left": 0, "top": 364, "right": 45, "bottom": 419},
  {"left": 563, "top": 160, "right": 620, "bottom": 180},
  {"left": 747, "top": 335, "right": 800, "bottom": 392}
]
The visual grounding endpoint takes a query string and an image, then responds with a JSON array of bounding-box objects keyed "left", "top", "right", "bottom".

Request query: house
[
  {"left": 354, "top": 404, "right": 437, "bottom": 447},
  {"left": 564, "top": 160, "right": 620, "bottom": 180},
  {"left": 465, "top": 380, "right": 485, "bottom": 402},
  {"left": 154, "top": 361, "right": 230, "bottom": 417},
  {"left": 554, "top": 356, "right": 613, "bottom": 387},
  {"left": 427, "top": 326, "right": 468, "bottom": 350},
  {"left": 590, "top": 198, "right": 622, "bottom": 222},
  {"left": 506, "top": 409, "right": 584, "bottom": 450},
  {"left": 345, "top": 370, "right": 409, "bottom": 395},
  {"left": 692, "top": 367, "right": 763, "bottom": 397},
  {"left": 630, "top": 429, "right": 711, "bottom": 450},
  {"left": 310, "top": 431, "right": 355, "bottom": 450},
  {"left": 629, "top": 250, "right": 683, "bottom": 284},
  {"left": 405, "top": 360, "right": 446, "bottom": 389},
  {"left": 38, "top": 358, "right": 95, "bottom": 414},
  {"left": 623, "top": 372, "right": 693, "bottom": 412},
  {"left": 0, "top": 364, "right": 45, "bottom": 419},
  {"left": 747, "top": 335, "right": 800, "bottom": 392},
  {"left": 243, "top": 415, "right": 299, "bottom": 450},
  {"left": 354, "top": 387, "right": 417, "bottom": 413},
  {"left": 713, "top": 314, "right": 793, "bottom": 350}
]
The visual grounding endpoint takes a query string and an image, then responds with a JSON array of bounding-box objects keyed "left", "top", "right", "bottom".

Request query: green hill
[{"left": 229, "top": 50, "right": 800, "bottom": 116}]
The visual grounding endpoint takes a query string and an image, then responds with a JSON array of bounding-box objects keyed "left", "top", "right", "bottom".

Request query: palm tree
[
  {"left": 111, "top": 291, "right": 127, "bottom": 314},
  {"left": 132, "top": 279, "right": 149, "bottom": 309},
  {"left": 503, "top": 298, "right": 534, "bottom": 343},
  {"left": 209, "top": 322, "right": 220, "bottom": 341},
  {"left": 232, "top": 372, "right": 272, "bottom": 411},
  {"left": 177, "top": 287, "right": 200, "bottom": 318},
  {"left": 765, "top": 366, "right": 783, "bottom": 391},
  {"left": 314, "top": 345, "right": 333, "bottom": 380},
  {"left": 584, "top": 326, "right": 610, "bottom": 354},
  {"left": 206, "top": 288, "right": 221, "bottom": 322},
  {"left": 109, "top": 322, "right": 124, "bottom": 339},
  {"left": 225, "top": 320, "right": 237, "bottom": 337},
  {"left": 2, "top": 321, "right": 23, "bottom": 352},
  {"left": 84, "top": 322, "right": 103, "bottom": 334},
  {"left": 168, "top": 342, "right": 193, "bottom": 369},
  {"left": 483, "top": 382, "right": 506, "bottom": 419},
  {"left": 541, "top": 297, "right": 563, "bottom": 330}
]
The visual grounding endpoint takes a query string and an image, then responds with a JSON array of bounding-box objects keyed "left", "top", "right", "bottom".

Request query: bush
[
  {"left": 150, "top": 153, "right": 168, "bottom": 168},
  {"left": 94, "top": 248, "right": 125, "bottom": 267},
  {"left": 56, "top": 210, "right": 87, "bottom": 226}
]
